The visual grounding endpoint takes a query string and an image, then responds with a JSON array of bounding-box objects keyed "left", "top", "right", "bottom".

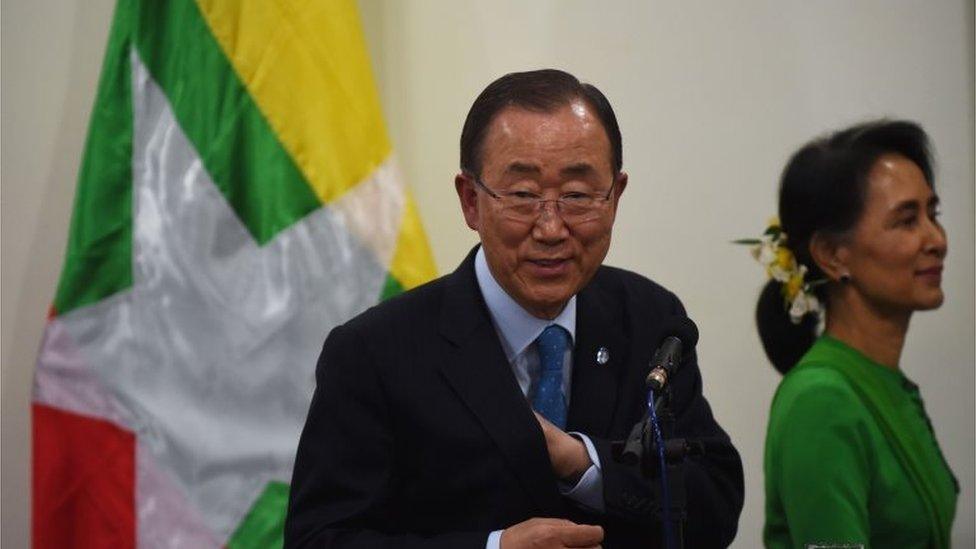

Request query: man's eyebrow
[
  {"left": 505, "top": 162, "right": 541, "bottom": 175},
  {"left": 502, "top": 162, "right": 596, "bottom": 177},
  {"left": 560, "top": 163, "right": 596, "bottom": 177}
]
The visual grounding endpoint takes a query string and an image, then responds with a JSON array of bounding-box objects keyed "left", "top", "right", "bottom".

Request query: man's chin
[{"left": 521, "top": 289, "right": 577, "bottom": 319}]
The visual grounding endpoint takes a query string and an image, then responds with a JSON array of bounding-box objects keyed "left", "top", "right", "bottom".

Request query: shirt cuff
[
  {"left": 486, "top": 529, "right": 503, "bottom": 549},
  {"left": 558, "top": 432, "right": 605, "bottom": 513}
]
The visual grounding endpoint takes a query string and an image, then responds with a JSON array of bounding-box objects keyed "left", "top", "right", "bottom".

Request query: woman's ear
[{"left": 809, "top": 232, "right": 851, "bottom": 282}]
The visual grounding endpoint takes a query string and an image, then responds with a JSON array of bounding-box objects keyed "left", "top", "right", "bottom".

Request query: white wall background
[{"left": 3, "top": 1, "right": 973, "bottom": 547}]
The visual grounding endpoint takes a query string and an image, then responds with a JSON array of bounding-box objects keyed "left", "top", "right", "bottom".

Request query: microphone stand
[{"left": 613, "top": 383, "right": 705, "bottom": 549}]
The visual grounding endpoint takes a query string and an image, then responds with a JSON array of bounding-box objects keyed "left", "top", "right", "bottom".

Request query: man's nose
[{"left": 532, "top": 201, "right": 569, "bottom": 242}]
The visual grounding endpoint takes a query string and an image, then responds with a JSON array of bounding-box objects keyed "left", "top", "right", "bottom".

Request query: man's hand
[
  {"left": 533, "top": 412, "right": 592, "bottom": 482},
  {"left": 501, "top": 518, "right": 603, "bottom": 549}
]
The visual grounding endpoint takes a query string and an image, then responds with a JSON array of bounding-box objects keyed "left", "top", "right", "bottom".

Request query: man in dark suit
[{"left": 286, "top": 69, "right": 743, "bottom": 548}]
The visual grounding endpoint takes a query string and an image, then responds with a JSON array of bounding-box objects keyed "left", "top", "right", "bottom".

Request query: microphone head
[
  {"left": 645, "top": 317, "right": 699, "bottom": 390},
  {"left": 660, "top": 316, "right": 699, "bottom": 349}
]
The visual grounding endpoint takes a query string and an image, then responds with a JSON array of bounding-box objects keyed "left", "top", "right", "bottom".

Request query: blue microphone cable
[{"left": 648, "top": 388, "right": 676, "bottom": 549}]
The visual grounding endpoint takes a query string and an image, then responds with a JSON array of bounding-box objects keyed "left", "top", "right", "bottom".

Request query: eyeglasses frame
[{"left": 465, "top": 172, "right": 618, "bottom": 224}]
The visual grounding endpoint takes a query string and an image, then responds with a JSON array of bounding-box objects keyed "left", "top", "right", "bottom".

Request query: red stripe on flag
[{"left": 33, "top": 404, "right": 136, "bottom": 549}]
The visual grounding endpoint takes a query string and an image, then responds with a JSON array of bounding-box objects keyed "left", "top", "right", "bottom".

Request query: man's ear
[
  {"left": 809, "top": 232, "right": 851, "bottom": 282},
  {"left": 455, "top": 173, "right": 480, "bottom": 231},
  {"left": 609, "top": 172, "right": 627, "bottom": 217}
]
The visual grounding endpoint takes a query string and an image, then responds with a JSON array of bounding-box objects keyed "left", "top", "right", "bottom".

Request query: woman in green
[{"left": 750, "top": 120, "right": 958, "bottom": 548}]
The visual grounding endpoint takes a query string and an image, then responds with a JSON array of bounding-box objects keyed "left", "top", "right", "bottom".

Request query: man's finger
[{"left": 558, "top": 523, "right": 604, "bottom": 547}]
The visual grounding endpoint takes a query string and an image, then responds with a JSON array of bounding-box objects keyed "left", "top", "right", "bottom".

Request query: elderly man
[{"left": 286, "top": 69, "right": 743, "bottom": 548}]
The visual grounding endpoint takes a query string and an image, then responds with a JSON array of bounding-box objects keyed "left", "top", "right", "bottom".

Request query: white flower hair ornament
[{"left": 734, "top": 217, "right": 826, "bottom": 324}]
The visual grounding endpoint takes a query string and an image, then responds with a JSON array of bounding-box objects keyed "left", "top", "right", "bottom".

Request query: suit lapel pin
[{"left": 596, "top": 347, "right": 610, "bottom": 365}]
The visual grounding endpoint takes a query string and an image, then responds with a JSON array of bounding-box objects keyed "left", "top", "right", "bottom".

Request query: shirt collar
[{"left": 475, "top": 246, "right": 576, "bottom": 362}]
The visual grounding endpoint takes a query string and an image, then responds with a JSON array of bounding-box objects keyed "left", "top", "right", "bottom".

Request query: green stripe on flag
[
  {"left": 226, "top": 481, "right": 289, "bottom": 549},
  {"left": 132, "top": 0, "right": 321, "bottom": 244},
  {"left": 379, "top": 273, "right": 405, "bottom": 302},
  {"left": 54, "top": 0, "right": 135, "bottom": 315}
]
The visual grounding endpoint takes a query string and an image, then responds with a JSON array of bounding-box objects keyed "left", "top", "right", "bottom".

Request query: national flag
[{"left": 31, "top": 0, "right": 437, "bottom": 546}]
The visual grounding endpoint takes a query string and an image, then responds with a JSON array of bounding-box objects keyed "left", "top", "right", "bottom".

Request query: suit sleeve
[
  {"left": 588, "top": 293, "right": 745, "bottom": 548},
  {"left": 284, "top": 324, "right": 488, "bottom": 549}
]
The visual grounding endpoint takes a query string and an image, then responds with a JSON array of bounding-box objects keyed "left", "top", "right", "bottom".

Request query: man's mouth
[
  {"left": 526, "top": 257, "right": 570, "bottom": 276},
  {"left": 529, "top": 258, "right": 568, "bottom": 267}
]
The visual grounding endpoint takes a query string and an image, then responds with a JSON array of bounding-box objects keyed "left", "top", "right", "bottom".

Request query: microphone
[{"left": 645, "top": 317, "right": 699, "bottom": 391}]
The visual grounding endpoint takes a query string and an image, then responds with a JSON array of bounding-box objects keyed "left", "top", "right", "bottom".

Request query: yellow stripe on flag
[
  {"left": 390, "top": 195, "right": 437, "bottom": 290},
  {"left": 195, "top": 0, "right": 391, "bottom": 204}
]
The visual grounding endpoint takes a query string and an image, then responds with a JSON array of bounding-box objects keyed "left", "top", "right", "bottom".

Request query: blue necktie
[{"left": 532, "top": 325, "right": 569, "bottom": 429}]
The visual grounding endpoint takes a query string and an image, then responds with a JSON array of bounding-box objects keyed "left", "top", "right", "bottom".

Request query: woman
[{"left": 750, "top": 120, "right": 958, "bottom": 548}]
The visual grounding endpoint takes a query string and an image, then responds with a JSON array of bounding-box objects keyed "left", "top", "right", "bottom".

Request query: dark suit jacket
[{"left": 286, "top": 248, "right": 744, "bottom": 548}]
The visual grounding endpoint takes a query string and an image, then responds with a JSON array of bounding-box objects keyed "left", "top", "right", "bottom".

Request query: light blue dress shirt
[{"left": 475, "top": 248, "right": 604, "bottom": 549}]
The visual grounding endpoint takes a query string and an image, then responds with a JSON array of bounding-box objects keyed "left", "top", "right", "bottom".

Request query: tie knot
[{"left": 536, "top": 325, "right": 570, "bottom": 372}]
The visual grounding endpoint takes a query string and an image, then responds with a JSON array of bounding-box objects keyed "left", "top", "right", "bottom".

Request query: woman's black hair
[{"left": 757, "top": 119, "right": 934, "bottom": 374}]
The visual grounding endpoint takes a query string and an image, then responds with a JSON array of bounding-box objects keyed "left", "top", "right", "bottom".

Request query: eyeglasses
[{"left": 469, "top": 176, "right": 617, "bottom": 224}]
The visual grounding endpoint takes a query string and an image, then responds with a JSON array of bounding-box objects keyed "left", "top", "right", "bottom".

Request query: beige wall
[
  {"left": 3, "top": 1, "right": 973, "bottom": 547},
  {"left": 2, "top": 1, "right": 117, "bottom": 547}
]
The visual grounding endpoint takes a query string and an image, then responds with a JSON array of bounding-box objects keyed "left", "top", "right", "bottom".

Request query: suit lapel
[
  {"left": 437, "top": 248, "right": 564, "bottom": 516},
  {"left": 568, "top": 280, "right": 628, "bottom": 435}
]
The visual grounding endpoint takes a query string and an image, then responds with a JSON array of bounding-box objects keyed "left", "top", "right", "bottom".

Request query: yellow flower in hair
[
  {"left": 767, "top": 246, "right": 796, "bottom": 282},
  {"left": 784, "top": 268, "right": 806, "bottom": 302},
  {"left": 735, "top": 217, "right": 825, "bottom": 325},
  {"left": 774, "top": 247, "right": 794, "bottom": 271}
]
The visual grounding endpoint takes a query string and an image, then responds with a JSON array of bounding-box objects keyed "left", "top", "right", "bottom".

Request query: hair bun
[{"left": 755, "top": 279, "right": 819, "bottom": 374}]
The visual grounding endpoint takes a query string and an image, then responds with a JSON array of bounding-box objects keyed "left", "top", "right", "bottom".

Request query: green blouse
[{"left": 764, "top": 336, "right": 957, "bottom": 549}]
